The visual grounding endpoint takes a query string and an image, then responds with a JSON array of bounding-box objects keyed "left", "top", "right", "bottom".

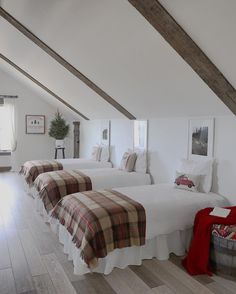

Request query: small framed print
[
  {"left": 100, "top": 120, "right": 111, "bottom": 146},
  {"left": 26, "top": 115, "right": 45, "bottom": 134},
  {"left": 188, "top": 118, "right": 214, "bottom": 160}
]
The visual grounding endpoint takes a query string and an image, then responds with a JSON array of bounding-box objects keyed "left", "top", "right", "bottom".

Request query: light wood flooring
[{"left": 0, "top": 172, "right": 235, "bottom": 294}]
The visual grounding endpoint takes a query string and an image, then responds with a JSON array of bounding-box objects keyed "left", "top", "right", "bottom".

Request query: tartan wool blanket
[
  {"left": 34, "top": 170, "right": 92, "bottom": 212},
  {"left": 51, "top": 189, "right": 146, "bottom": 269},
  {"left": 19, "top": 160, "right": 63, "bottom": 186}
]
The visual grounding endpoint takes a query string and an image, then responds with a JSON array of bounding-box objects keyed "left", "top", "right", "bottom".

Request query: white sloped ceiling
[{"left": 0, "top": 0, "right": 232, "bottom": 119}]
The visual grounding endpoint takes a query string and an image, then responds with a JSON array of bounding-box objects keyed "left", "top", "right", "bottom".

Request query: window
[
  {"left": 0, "top": 101, "right": 16, "bottom": 151},
  {"left": 134, "top": 120, "right": 148, "bottom": 150}
]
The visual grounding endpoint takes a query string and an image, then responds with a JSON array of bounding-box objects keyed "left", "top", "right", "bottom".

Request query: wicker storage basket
[{"left": 210, "top": 234, "right": 236, "bottom": 277}]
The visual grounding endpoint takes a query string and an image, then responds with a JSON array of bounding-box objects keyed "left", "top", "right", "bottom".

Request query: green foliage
[{"left": 48, "top": 111, "right": 69, "bottom": 140}]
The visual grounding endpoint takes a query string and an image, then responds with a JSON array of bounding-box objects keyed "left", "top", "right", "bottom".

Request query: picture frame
[
  {"left": 25, "top": 115, "right": 45, "bottom": 134},
  {"left": 133, "top": 120, "right": 148, "bottom": 150},
  {"left": 188, "top": 118, "right": 214, "bottom": 160},
  {"left": 100, "top": 120, "right": 111, "bottom": 146}
]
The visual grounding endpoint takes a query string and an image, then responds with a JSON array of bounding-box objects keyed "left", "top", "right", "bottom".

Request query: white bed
[
  {"left": 50, "top": 183, "right": 229, "bottom": 275},
  {"left": 35, "top": 168, "right": 151, "bottom": 218}
]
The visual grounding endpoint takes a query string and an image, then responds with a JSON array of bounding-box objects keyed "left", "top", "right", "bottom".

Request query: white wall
[
  {"left": 80, "top": 120, "right": 101, "bottom": 158},
  {"left": 0, "top": 68, "right": 78, "bottom": 170},
  {"left": 80, "top": 115, "right": 236, "bottom": 205}
]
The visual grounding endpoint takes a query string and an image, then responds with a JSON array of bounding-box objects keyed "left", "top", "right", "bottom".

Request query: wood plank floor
[{"left": 0, "top": 172, "right": 235, "bottom": 294}]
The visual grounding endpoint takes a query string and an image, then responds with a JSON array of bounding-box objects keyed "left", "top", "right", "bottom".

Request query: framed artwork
[
  {"left": 133, "top": 120, "right": 148, "bottom": 150},
  {"left": 25, "top": 115, "right": 45, "bottom": 134},
  {"left": 100, "top": 120, "right": 110, "bottom": 145},
  {"left": 188, "top": 118, "right": 214, "bottom": 160}
]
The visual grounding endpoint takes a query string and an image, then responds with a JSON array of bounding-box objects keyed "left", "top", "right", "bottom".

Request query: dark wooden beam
[
  {"left": 0, "top": 95, "right": 18, "bottom": 98},
  {"left": 0, "top": 53, "right": 89, "bottom": 120},
  {"left": 128, "top": 0, "right": 236, "bottom": 115},
  {"left": 0, "top": 7, "right": 136, "bottom": 120}
]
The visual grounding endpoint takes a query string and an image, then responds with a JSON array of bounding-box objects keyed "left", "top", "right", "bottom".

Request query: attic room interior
[{"left": 1, "top": 0, "right": 236, "bottom": 293}]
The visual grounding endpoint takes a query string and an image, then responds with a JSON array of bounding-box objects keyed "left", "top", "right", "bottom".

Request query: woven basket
[{"left": 210, "top": 234, "right": 236, "bottom": 277}]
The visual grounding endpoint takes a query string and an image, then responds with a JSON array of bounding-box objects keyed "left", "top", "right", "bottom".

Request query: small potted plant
[{"left": 49, "top": 111, "right": 70, "bottom": 147}]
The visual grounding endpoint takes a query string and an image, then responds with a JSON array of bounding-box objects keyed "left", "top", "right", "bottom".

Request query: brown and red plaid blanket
[
  {"left": 19, "top": 160, "right": 63, "bottom": 186},
  {"left": 34, "top": 170, "right": 92, "bottom": 212},
  {"left": 51, "top": 189, "right": 146, "bottom": 268}
]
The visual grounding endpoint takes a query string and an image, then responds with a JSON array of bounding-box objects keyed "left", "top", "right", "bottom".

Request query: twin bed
[
  {"left": 50, "top": 183, "right": 228, "bottom": 275},
  {"left": 20, "top": 156, "right": 229, "bottom": 276}
]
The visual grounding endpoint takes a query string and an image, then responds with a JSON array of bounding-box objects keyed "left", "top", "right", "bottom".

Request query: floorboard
[
  {"left": 5, "top": 227, "right": 35, "bottom": 293},
  {"left": 18, "top": 229, "right": 47, "bottom": 276},
  {"left": 33, "top": 274, "right": 57, "bottom": 294},
  {"left": 0, "top": 268, "right": 17, "bottom": 294},
  {"left": 0, "top": 223, "right": 11, "bottom": 270},
  {"left": 42, "top": 253, "right": 77, "bottom": 294}
]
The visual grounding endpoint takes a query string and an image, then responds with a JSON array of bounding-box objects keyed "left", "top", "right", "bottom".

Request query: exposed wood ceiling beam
[
  {"left": 0, "top": 53, "right": 89, "bottom": 120},
  {"left": 0, "top": 7, "right": 136, "bottom": 120},
  {"left": 128, "top": 0, "right": 236, "bottom": 115},
  {"left": 0, "top": 95, "right": 18, "bottom": 98}
]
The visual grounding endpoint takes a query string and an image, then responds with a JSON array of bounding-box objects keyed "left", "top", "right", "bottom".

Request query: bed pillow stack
[
  {"left": 177, "top": 159, "right": 213, "bottom": 193},
  {"left": 134, "top": 150, "right": 147, "bottom": 174},
  {"left": 100, "top": 146, "right": 110, "bottom": 162},
  {"left": 91, "top": 145, "right": 110, "bottom": 162},
  {"left": 120, "top": 151, "right": 137, "bottom": 172},
  {"left": 90, "top": 146, "right": 102, "bottom": 161}
]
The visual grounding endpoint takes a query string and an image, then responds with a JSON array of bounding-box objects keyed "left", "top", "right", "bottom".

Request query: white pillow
[
  {"left": 90, "top": 146, "right": 101, "bottom": 161},
  {"left": 180, "top": 159, "right": 213, "bottom": 193},
  {"left": 120, "top": 151, "right": 137, "bottom": 172},
  {"left": 174, "top": 171, "right": 201, "bottom": 192},
  {"left": 100, "top": 146, "right": 110, "bottom": 162},
  {"left": 134, "top": 150, "right": 147, "bottom": 174}
]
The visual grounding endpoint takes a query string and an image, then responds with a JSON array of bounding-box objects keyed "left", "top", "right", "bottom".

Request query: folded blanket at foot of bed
[
  {"left": 19, "top": 160, "right": 63, "bottom": 186},
  {"left": 34, "top": 170, "right": 92, "bottom": 212},
  {"left": 51, "top": 189, "right": 146, "bottom": 269},
  {"left": 182, "top": 206, "right": 236, "bottom": 276}
]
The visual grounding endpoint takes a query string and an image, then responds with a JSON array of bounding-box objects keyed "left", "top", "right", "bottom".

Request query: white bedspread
[
  {"left": 80, "top": 168, "right": 151, "bottom": 190},
  {"left": 113, "top": 184, "right": 229, "bottom": 239},
  {"left": 57, "top": 158, "right": 112, "bottom": 170},
  {"left": 51, "top": 183, "right": 229, "bottom": 275}
]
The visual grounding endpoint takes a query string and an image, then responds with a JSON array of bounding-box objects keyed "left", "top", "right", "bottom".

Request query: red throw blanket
[{"left": 182, "top": 206, "right": 236, "bottom": 276}]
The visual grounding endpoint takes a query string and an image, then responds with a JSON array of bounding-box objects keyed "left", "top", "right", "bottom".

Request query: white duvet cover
[
  {"left": 80, "top": 168, "right": 151, "bottom": 190},
  {"left": 57, "top": 158, "right": 112, "bottom": 170},
  {"left": 114, "top": 184, "right": 228, "bottom": 239},
  {"left": 51, "top": 183, "right": 229, "bottom": 275}
]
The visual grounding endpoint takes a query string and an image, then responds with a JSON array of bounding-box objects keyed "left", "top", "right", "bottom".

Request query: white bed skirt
[
  {"left": 22, "top": 178, "right": 34, "bottom": 196},
  {"left": 50, "top": 220, "right": 192, "bottom": 275},
  {"left": 34, "top": 192, "right": 51, "bottom": 222}
]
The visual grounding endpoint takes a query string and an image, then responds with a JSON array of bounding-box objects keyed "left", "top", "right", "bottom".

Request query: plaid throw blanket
[
  {"left": 19, "top": 160, "right": 63, "bottom": 186},
  {"left": 34, "top": 170, "right": 92, "bottom": 212},
  {"left": 51, "top": 189, "right": 146, "bottom": 268}
]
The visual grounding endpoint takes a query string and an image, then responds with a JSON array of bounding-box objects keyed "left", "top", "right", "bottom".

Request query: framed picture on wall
[
  {"left": 100, "top": 120, "right": 110, "bottom": 145},
  {"left": 25, "top": 115, "right": 45, "bottom": 134},
  {"left": 188, "top": 118, "right": 214, "bottom": 160},
  {"left": 133, "top": 120, "right": 148, "bottom": 150}
]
